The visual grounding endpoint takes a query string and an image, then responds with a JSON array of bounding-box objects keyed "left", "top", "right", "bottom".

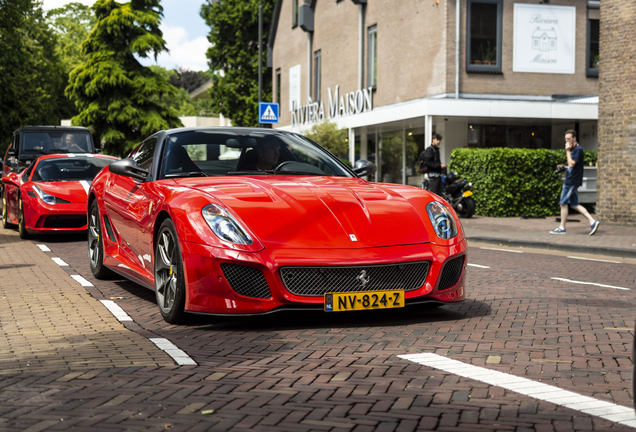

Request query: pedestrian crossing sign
[{"left": 259, "top": 102, "right": 279, "bottom": 124}]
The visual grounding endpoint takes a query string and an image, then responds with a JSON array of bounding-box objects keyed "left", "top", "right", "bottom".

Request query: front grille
[
  {"left": 280, "top": 261, "right": 430, "bottom": 297},
  {"left": 43, "top": 215, "right": 86, "bottom": 228},
  {"left": 438, "top": 255, "right": 465, "bottom": 291},
  {"left": 221, "top": 264, "right": 272, "bottom": 299}
]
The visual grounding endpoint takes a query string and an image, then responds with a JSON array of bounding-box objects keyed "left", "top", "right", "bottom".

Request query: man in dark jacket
[{"left": 419, "top": 133, "right": 446, "bottom": 195}]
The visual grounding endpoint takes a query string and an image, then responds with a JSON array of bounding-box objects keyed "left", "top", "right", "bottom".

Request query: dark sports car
[{"left": 88, "top": 127, "right": 467, "bottom": 323}]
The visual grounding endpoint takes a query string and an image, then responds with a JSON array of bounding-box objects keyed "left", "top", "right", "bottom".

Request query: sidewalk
[
  {"left": 461, "top": 214, "right": 636, "bottom": 258},
  {"left": 0, "top": 226, "right": 173, "bottom": 375}
]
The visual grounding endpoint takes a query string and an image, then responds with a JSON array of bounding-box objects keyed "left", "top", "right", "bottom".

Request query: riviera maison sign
[
  {"left": 513, "top": 4, "right": 576, "bottom": 74},
  {"left": 291, "top": 85, "right": 373, "bottom": 127}
]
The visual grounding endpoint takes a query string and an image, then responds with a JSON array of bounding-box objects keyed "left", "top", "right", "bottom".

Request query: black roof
[
  {"left": 163, "top": 126, "right": 295, "bottom": 135},
  {"left": 14, "top": 125, "right": 91, "bottom": 134}
]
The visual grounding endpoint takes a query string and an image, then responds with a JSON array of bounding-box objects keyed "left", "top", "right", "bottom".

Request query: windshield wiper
[{"left": 165, "top": 171, "right": 208, "bottom": 178}]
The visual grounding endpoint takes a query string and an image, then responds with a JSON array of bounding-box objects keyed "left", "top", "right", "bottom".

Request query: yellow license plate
[
  {"left": 324, "top": 290, "right": 404, "bottom": 312},
  {"left": 463, "top": 190, "right": 473, "bottom": 197}
]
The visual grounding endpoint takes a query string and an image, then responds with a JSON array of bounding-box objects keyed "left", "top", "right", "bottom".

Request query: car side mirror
[
  {"left": 352, "top": 159, "right": 377, "bottom": 177},
  {"left": 109, "top": 158, "right": 148, "bottom": 182}
]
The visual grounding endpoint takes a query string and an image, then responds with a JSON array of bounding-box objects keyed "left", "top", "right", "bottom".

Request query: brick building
[
  {"left": 597, "top": 1, "right": 635, "bottom": 225},
  {"left": 268, "top": 0, "right": 600, "bottom": 187}
]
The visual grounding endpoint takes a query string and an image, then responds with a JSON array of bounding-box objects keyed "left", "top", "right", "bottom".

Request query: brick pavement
[
  {"left": 0, "top": 228, "right": 174, "bottom": 374},
  {"left": 462, "top": 215, "right": 636, "bottom": 258},
  {"left": 1, "top": 224, "right": 636, "bottom": 430}
]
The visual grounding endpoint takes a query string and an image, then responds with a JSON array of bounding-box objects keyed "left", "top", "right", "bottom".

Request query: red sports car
[
  {"left": 88, "top": 127, "right": 467, "bottom": 323},
  {"left": 2, "top": 154, "right": 118, "bottom": 238}
]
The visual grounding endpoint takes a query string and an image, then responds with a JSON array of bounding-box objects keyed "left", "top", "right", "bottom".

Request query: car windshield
[
  {"left": 22, "top": 131, "right": 93, "bottom": 154},
  {"left": 32, "top": 157, "right": 113, "bottom": 182},
  {"left": 160, "top": 130, "right": 352, "bottom": 179}
]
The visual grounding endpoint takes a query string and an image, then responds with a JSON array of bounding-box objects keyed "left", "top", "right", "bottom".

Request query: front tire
[
  {"left": 88, "top": 200, "right": 115, "bottom": 279},
  {"left": 18, "top": 196, "right": 29, "bottom": 239},
  {"left": 456, "top": 197, "right": 475, "bottom": 218},
  {"left": 155, "top": 219, "right": 187, "bottom": 324}
]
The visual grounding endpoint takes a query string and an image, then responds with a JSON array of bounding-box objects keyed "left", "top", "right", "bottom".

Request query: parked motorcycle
[{"left": 441, "top": 171, "right": 475, "bottom": 218}]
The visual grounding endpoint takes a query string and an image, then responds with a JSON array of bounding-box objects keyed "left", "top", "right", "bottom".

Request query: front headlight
[
  {"left": 426, "top": 201, "right": 458, "bottom": 240},
  {"left": 202, "top": 204, "right": 253, "bottom": 245},
  {"left": 32, "top": 185, "right": 57, "bottom": 205}
]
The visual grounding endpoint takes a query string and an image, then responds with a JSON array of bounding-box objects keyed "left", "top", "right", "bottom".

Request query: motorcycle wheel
[{"left": 455, "top": 197, "right": 475, "bottom": 218}]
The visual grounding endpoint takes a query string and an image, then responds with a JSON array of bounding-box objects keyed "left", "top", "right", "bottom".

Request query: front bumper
[
  {"left": 181, "top": 240, "right": 467, "bottom": 315},
  {"left": 23, "top": 197, "right": 88, "bottom": 233}
]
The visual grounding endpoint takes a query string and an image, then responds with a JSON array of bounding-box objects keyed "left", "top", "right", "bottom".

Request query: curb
[{"left": 467, "top": 236, "right": 636, "bottom": 259}]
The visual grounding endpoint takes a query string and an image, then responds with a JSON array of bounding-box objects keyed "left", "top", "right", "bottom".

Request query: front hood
[
  {"left": 33, "top": 181, "right": 90, "bottom": 203},
  {"left": 177, "top": 176, "right": 433, "bottom": 249}
]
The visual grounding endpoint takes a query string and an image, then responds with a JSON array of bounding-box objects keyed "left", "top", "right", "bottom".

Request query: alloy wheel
[
  {"left": 88, "top": 205, "right": 100, "bottom": 269},
  {"left": 155, "top": 229, "right": 178, "bottom": 314}
]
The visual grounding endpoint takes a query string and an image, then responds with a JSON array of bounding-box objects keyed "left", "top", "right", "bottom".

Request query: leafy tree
[
  {"left": 0, "top": 0, "right": 65, "bottom": 152},
  {"left": 169, "top": 67, "right": 209, "bottom": 93},
  {"left": 200, "top": 0, "right": 275, "bottom": 127},
  {"left": 46, "top": 2, "right": 97, "bottom": 119},
  {"left": 66, "top": 0, "right": 182, "bottom": 156},
  {"left": 304, "top": 121, "right": 348, "bottom": 160},
  {"left": 46, "top": 2, "right": 96, "bottom": 74},
  {"left": 150, "top": 66, "right": 216, "bottom": 117}
]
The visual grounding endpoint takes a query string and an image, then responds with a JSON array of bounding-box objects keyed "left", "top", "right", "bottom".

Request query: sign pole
[{"left": 258, "top": 0, "right": 263, "bottom": 106}]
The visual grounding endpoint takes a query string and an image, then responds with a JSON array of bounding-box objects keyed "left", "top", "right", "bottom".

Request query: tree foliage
[
  {"left": 149, "top": 66, "right": 216, "bottom": 117},
  {"left": 304, "top": 121, "right": 348, "bottom": 160},
  {"left": 46, "top": 2, "right": 96, "bottom": 74},
  {"left": 200, "top": 0, "right": 274, "bottom": 127},
  {"left": 449, "top": 148, "right": 598, "bottom": 217},
  {"left": 66, "top": 0, "right": 182, "bottom": 156},
  {"left": 169, "top": 67, "right": 209, "bottom": 93},
  {"left": 0, "top": 0, "right": 65, "bottom": 152},
  {"left": 46, "top": 2, "right": 97, "bottom": 119}
]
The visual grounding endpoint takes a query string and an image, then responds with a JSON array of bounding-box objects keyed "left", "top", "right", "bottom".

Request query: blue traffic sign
[{"left": 259, "top": 102, "right": 279, "bottom": 124}]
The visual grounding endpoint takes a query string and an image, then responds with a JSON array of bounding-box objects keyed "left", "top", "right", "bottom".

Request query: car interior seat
[{"left": 165, "top": 145, "right": 200, "bottom": 174}]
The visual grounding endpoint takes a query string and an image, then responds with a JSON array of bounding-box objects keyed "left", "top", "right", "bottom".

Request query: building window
[
  {"left": 367, "top": 25, "right": 377, "bottom": 88},
  {"left": 275, "top": 68, "right": 281, "bottom": 106},
  {"left": 587, "top": 7, "right": 599, "bottom": 77},
  {"left": 313, "top": 50, "right": 321, "bottom": 102},
  {"left": 292, "top": 0, "right": 299, "bottom": 28},
  {"left": 467, "top": 0, "right": 503, "bottom": 73}
]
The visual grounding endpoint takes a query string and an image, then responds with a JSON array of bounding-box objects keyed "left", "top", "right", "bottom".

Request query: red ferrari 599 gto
[
  {"left": 2, "top": 154, "right": 118, "bottom": 238},
  {"left": 88, "top": 127, "right": 467, "bottom": 323}
]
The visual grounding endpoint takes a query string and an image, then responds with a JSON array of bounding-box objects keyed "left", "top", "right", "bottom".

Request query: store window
[
  {"left": 313, "top": 50, "right": 321, "bottom": 102},
  {"left": 467, "top": 0, "right": 503, "bottom": 73},
  {"left": 367, "top": 25, "right": 377, "bottom": 88},
  {"left": 587, "top": 7, "right": 599, "bottom": 77},
  {"left": 292, "top": 0, "right": 299, "bottom": 28},
  {"left": 276, "top": 68, "right": 281, "bottom": 107}
]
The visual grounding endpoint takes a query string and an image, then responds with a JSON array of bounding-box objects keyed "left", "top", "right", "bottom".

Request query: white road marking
[
  {"left": 79, "top": 180, "right": 90, "bottom": 194},
  {"left": 551, "top": 277, "right": 631, "bottom": 291},
  {"left": 399, "top": 352, "right": 636, "bottom": 428},
  {"left": 99, "top": 300, "right": 132, "bottom": 321},
  {"left": 71, "top": 275, "right": 94, "bottom": 287},
  {"left": 567, "top": 256, "right": 620, "bottom": 264},
  {"left": 51, "top": 257, "right": 68, "bottom": 266},
  {"left": 150, "top": 338, "right": 197, "bottom": 366},
  {"left": 479, "top": 247, "right": 524, "bottom": 253},
  {"left": 468, "top": 263, "right": 490, "bottom": 269},
  {"left": 36, "top": 244, "right": 51, "bottom": 252}
]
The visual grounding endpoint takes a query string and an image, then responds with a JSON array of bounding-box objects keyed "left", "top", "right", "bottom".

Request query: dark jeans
[{"left": 427, "top": 176, "right": 443, "bottom": 196}]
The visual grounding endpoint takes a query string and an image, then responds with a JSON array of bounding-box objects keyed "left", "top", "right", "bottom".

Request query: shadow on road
[{"left": 178, "top": 299, "right": 491, "bottom": 332}]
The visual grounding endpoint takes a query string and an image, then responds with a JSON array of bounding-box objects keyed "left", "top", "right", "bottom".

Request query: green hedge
[{"left": 449, "top": 148, "right": 597, "bottom": 217}]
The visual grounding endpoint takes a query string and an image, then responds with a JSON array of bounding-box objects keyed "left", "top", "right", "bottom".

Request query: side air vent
[
  {"left": 221, "top": 264, "right": 272, "bottom": 299},
  {"left": 103, "top": 214, "right": 117, "bottom": 241},
  {"left": 437, "top": 255, "right": 465, "bottom": 291}
]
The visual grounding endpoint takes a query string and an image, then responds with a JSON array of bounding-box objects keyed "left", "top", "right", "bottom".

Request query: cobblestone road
[{"left": 1, "top": 226, "right": 635, "bottom": 431}]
